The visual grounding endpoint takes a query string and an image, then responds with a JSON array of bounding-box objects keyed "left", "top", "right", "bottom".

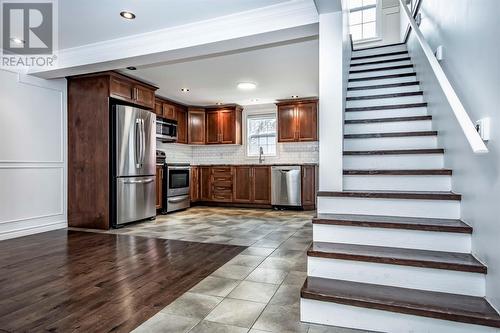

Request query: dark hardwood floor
[{"left": 0, "top": 230, "right": 245, "bottom": 333}]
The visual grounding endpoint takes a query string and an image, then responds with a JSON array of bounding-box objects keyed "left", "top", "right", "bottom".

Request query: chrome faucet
[{"left": 259, "top": 146, "right": 265, "bottom": 164}]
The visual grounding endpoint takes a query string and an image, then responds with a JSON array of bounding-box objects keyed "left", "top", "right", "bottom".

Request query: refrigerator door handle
[
  {"left": 135, "top": 119, "right": 141, "bottom": 168},
  {"left": 141, "top": 119, "right": 146, "bottom": 166}
]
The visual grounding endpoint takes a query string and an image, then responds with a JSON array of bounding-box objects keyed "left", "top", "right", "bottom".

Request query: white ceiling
[
  {"left": 127, "top": 38, "right": 319, "bottom": 106},
  {"left": 59, "top": 0, "right": 291, "bottom": 49}
]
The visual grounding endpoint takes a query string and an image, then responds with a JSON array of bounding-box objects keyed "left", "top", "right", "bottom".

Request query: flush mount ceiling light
[
  {"left": 120, "top": 11, "right": 136, "bottom": 20},
  {"left": 10, "top": 37, "right": 25, "bottom": 44},
  {"left": 237, "top": 82, "right": 257, "bottom": 90},
  {"left": 181, "top": 88, "right": 190, "bottom": 92},
  {"left": 126, "top": 66, "right": 137, "bottom": 70}
]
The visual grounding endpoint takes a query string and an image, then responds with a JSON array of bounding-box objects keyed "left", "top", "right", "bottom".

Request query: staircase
[{"left": 300, "top": 43, "right": 500, "bottom": 332}]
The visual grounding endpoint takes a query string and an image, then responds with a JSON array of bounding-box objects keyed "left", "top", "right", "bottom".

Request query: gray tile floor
[{"left": 79, "top": 207, "right": 370, "bottom": 333}]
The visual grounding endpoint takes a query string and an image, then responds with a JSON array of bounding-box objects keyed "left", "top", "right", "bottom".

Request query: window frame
[
  {"left": 244, "top": 111, "right": 278, "bottom": 159},
  {"left": 349, "top": 0, "right": 382, "bottom": 44}
]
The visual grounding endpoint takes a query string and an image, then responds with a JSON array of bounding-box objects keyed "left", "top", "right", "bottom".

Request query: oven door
[{"left": 167, "top": 167, "right": 190, "bottom": 196}]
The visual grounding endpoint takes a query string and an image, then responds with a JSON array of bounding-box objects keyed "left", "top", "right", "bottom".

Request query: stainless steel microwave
[{"left": 156, "top": 117, "right": 178, "bottom": 142}]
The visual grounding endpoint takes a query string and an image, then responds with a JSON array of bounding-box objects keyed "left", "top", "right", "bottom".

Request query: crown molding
[{"left": 30, "top": 0, "right": 319, "bottom": 79}]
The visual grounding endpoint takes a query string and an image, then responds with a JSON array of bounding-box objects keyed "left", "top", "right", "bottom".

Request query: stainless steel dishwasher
[{"left": 271, "top": 166, "right": 302, "bottom": 207}]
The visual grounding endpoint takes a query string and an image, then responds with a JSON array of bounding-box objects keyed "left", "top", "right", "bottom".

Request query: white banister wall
[
  {"left": 404, "top": 0, "right": 500, "bottom": 311},
  {"left": 318, "top": 4, "right": 350, "bottom": 192},
  {"left": 398, "top": 0, "right": 488, "bottom": 154}
]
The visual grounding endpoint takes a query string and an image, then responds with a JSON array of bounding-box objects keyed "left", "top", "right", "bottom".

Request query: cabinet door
[
  {"left": 134, "top": 85, "right": 155, "bottom": 109},
  {"left": 110, "top": 77, "right": 134, "bottom": 102},
  {"left": 277, "top": 105, "right": 297, "bottom": 142},
  {"left": 206, "top": 111, "right": 220, "bottom": 144},
  {"left": 200, "top": 167, "right": 212, "bottom": 201},
  {"left": 297, "top": 102, "right": 318, "bottom": 141},
  {"left": 188, "top": 109, "right": 206, "bottom": 144},
  {"left": 233, "top": 166, "right": 252, "bottom": 203},
  {"left": 219, "top": 110, "right": 235, "bottom": 144},
  {"left": 190, "top": 167, "right": 200, "bottom": 202},
  {"left": 176, "top": 107, "right": 188, "bottom": 144},
  {"left": 155, "top": 166, "right": 163, "bottom": 209},
  {"left": 252, "top": 166, "right": 271, "bottom": 204},
  {"left": 154, "top": 100, "right": 163, "bottom": 117},
  {"left": 163, "top": 103, "right": 176, "bottom": 120},
  {"left": 301, "top": 165, "right": 316, "bottom": 208}
]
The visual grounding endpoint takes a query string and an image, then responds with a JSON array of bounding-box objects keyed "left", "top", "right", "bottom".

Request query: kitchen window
[
  {"left": 246, "top": 114, "right": 277, "bottom": 157},
  {"left": 349, "top": 0, "right": 378, "bottom": 42}
]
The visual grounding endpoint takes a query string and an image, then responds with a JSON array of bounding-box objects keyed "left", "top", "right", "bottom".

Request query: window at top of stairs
[{"left": 349, "top": 0, "right": 378, "bottom": 42}]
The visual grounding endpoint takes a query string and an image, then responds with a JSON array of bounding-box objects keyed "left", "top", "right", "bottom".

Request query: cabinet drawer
[
  {"left": 212, "top": 175, "right": 232, "bottom": 182},
  {"left": 212, "top": 193, "right": 232, "bottom": 202},
  {"left": 212, "top": 167, "right": 232, "bottom": 175},
  {"left": 212, "top": 185, "right": 232, "bottom": 193}
]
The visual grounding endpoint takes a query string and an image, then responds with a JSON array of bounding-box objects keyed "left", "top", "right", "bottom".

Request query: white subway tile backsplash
[{"left": 157, "top": 141, "right": 319, "bottom": 165}]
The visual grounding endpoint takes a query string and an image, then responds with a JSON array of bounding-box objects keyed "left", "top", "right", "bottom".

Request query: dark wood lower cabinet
[
  {"left": 156, "top": 166, "right": 163, "bottom": 209},
  {"left": 252, "top": 166, "right": 271, "bottom": 204},
  {"left": 190, "top": 166, "right": 200, "bottom": 202},
  {"left": 233, "top": 166, "right": 252, "bottom": 203},
  {"left": 301, "top": 165, "right": 316, "bottom": 209},
  {"left": 200, "top": 167, "right": 212, "bottom": 201}
]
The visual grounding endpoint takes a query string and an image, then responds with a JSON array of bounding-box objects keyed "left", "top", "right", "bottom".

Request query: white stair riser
[
  {"left": 313, "top": 224, "right": 471, "bottom": 253},
  {"left": 352, "top": 44, "right": 407, "bottom": 57},
  {"left": 348, "top": 85, "right": 421, "bottom": 97},
  {"left": 317, "top": 197, "right": 460, "bottom": 219},
  {"left": 349, "top": 75, "right": 417, "bottom": 87},
  {"left": 346, "top": 95, "right": 423, "bottom": 108},
  {"left": 345, "top": 107, "right": 427, "bottom": 120},
  {"left": 308, "top": 257, "right": 485, "bottom": 297},
  {"left": 301, "top": 299, "right": 500, "bottom": 333},
  {"left": 345, "top": 120, "right": 432, "bottom": 134},
  {"left": 349, "top": 67, "right": 414, "bottom": 80},
  {"left": 350, "top": 59, "right": 412, "bottom": 71},
  {"left": 344, "top": 154, "right": 444, "bottom": 169},
  {"left": 343, "top": 175, "right": 451, "bottom": 191},
  {"left": 344, "top": 136, "right": 437, "bottom": 150},
  {"left": 351, "top": 53, "right": 410, "bottom": 65}
]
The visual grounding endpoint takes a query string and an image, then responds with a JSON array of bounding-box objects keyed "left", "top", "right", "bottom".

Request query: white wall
[
  {"left": 353, "top": 0, "right": 401, "bottom": 49},
  {"left": 0, "top": 69, "right": 67, "bottom": 240},
  {"left": 158, "top": 104, "right": 319, "bottom": 165},
  {"left": 405, "top": 0, "right": 500, "bottom": 310},
  {"left": 318, "top": 5, "right": 350, "bottom": 192}
]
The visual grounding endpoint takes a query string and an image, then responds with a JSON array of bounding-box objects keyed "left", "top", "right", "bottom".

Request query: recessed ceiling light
[
  {"left": 126, "top": 66, "right": 137, "bottom": 70},
  {"left": 181, "top": 88, "right": 190, "bottom": 92},
  {"left": 120, "top": 11, "right": 136, "bottom": 20},
  {"left": 291, "top": 95, "right": 299, "bottom": 99},
  {"left": 10, "top": 37, "right": 25, "bottom": 44},
  {"left": 216, "top": 102, "right": 223, "bottom": 105},
  {"left": 250, "top": 98, "right": 259, "bottom": 102},
  {"left": 237, "top": 82, "right": 257, "bottom": 90}
]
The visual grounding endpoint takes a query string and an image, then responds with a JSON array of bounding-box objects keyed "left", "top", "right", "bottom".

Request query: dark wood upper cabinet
[
  {"left": 176, "top": 106, "right": 188, "bottom": 144},
  {"left": 205, "top": 106, "right": 242, "bottom": 145},
  {"left": 67, "top": 71, "right": 158, "bottom": 230},
  {"left": 162, "top": 103, "right": 176, "bottom": 120},
  {"left": 188, "top": 108, "right": 206, "bottom": 144},
  {"left": 108, "top": 73, "right": 157, "bottom": 109},
  {"left": 206, "top": 110, "right": 220, "bottom": 144},
  {"left": 233, "top": 166, "right": 252, "bottom": 203},
  {"left": 252, "top": 166, "right": 271, "bottom": 204},
  {"left": 301, "top": 165, "right": 316, "bottom": 209},
  {"left": 154, "top": 99, "right": 163, "bottom": 117},
  {"left": 277, "top": 99, "right": 318, "bottom": 142}
]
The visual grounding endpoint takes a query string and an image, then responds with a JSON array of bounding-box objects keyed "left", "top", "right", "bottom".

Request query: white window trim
[
  {"left": 243, "top": 106, "right": 279, "bottom": 160},
  {"left": 350, "top": 0, "right": 383, "bottom": 44}
]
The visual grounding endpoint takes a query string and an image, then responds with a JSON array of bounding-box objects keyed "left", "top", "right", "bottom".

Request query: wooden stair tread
[
  {"left": 351, "top": 50, "right": 408, "bottom": 61},
  {"left": 343, "top": 169, "right": 451, "bottom": 175},
  {"left": 350, "top": 57, "right": 411, "bottom": 67},
  {"left": 344, "top": 148, "right": 444, "bottom": 155},
  {"left": 313, "top": 213, "right": 471, "bottom": 233},
  {"left": 317, "top": 190, "right": 461, "bottom": 201},
  {"left": 308, "top": 242, "right": 485, "bottom": 273},
  {"left": 301, "top": 277, "right": 500, "bottom": 328},
  {"left": 349, "top": 72, "right": 416, "bottom": 82},
  {"left": 350, "top": 64, "right": 413, "bottom": 74},
  {"left": 345, "top": 116, "right": 432, "bottom": 124},
  {"left": 344, "top": 131, "right": 437, "bottom": 139},
  {"left": 348, "top": 81, "right": 419, "bottom": 91},
  {"left": 346, "top": 102, "right": 427, "bottom": 112},
  {"left": 346, "top": 91, "right": 423, "bottom": 101}
]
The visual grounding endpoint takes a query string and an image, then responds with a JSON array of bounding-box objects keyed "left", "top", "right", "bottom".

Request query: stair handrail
[{"left": 398, "top": 0, "right": 488, "bottom": 154}]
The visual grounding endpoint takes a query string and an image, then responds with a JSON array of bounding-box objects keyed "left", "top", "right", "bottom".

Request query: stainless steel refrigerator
[{"left": 113, "top": 104, "right": 156, "bottom": 226}]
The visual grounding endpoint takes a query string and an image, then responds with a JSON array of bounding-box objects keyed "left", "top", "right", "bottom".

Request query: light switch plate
[{"left": 475, "top": 118, "right": 491, "bottom": 141}]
